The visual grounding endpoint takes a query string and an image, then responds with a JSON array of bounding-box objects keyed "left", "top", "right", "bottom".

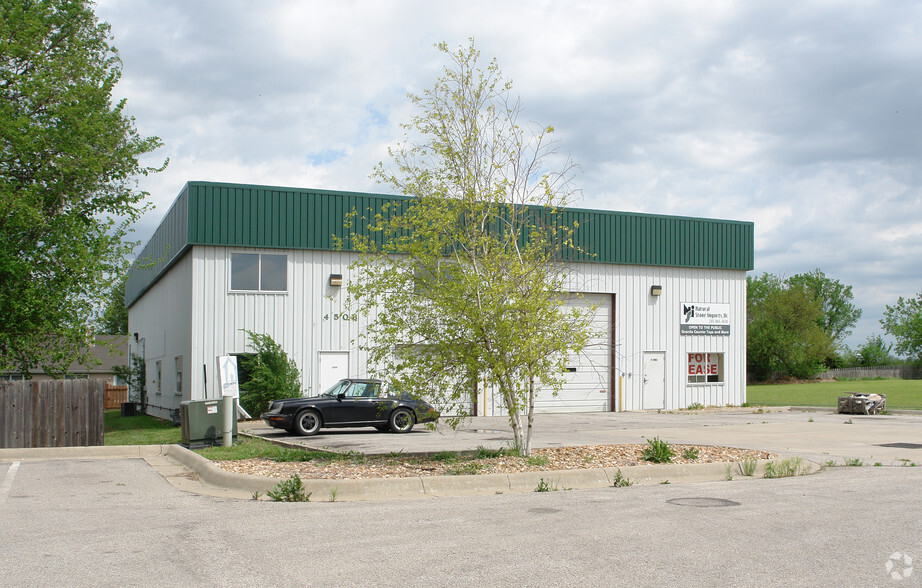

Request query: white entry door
[
  {"left": 642, "top": 351, "right": 666, "bottom": 410},
  {"left": 317, "top": 351, "right": 349, "bottom": 395}
]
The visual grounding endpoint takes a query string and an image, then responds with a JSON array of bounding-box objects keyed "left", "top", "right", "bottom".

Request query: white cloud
[{"left": 95, "top": 0, "right": 922, "bottom": 350}]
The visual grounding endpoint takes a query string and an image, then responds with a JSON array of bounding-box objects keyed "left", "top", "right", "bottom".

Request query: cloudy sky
[{"left": 94, "top": 0, "right": 921, "bottom": 351}]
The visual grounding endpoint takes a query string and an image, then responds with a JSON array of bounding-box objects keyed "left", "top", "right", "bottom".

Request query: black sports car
[{"left": 260, "top": 378, "right": 440, "bottom": 436}]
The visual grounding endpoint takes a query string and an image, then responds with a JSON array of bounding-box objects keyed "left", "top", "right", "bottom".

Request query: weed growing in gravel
[
  {"left": 874, "top": 462, "right": 882, "bottom": 467},
  {"left": 445, "top": 463, "right": 483, "bottom": 476},
  {"left": 612, "top": 469, "right": 632, "bottom": 487},
  {"left": 741, "top": 457, "right": 758, "bottom": 477},
  {"left": 267, "top": 475, "right": 312, "bottom": 502},
  {"left": 660, "top": 480, "right": 671, "bottom": 484},
  {"left": 431, "top": 451, "right": 460, "bottom": 462},
  {"left": 526, "top": 455, "right": 551, "bottom": 467},
  {"left": 763, "top": 457, "right": 806, "bottom": 479},
  {"left": 681, "top": 447, "right": 700, "bottom": 460},
  {"left": 844, "top": 458, "right": 863, "bottom": 467},
  {"left": 642, "top": 437, "right": 675, "bottom": 464},
  {"left": 824, "top": 460, "right": 837, "bottom": 467},
  {"left": 725, "top": 464, "right": 734, "bottom": 481},
  {"left": 685, "top": 403, "right": 705, "bottom": 411},
  {"left": 474, "top": 445, "right": 505, "bottom": 459},
  {"left": 329, "top": 487, "right": 338, "bottom": 502}
]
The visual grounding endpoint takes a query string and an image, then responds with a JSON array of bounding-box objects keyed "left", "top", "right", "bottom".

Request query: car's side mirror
[{"left": 337, "top": 393, "right": 346, "bottom": 400}]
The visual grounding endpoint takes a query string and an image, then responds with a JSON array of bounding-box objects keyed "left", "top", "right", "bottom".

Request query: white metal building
[{"left": 126, "top": 182, "right": 753, "bottom": 420}]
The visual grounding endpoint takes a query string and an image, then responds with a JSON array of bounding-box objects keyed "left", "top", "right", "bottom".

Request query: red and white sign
[{"left": 687, "top": 353, "right": 719, "bottom": 376}]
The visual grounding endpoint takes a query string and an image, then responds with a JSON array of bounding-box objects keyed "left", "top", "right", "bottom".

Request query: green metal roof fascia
[
  {"left": 126, "top": 181, "right": 754, "bottom": 307},
  {"left": 184, "top": 181, "right": 410, "bottom": 251},
  {"left": 124, "top": 183, "right": 194, "bottom": 308}
]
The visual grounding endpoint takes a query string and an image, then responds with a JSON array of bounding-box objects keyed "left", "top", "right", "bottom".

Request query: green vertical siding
[{"left": 125, "top": 181, "right": 754, "bottom": 307}]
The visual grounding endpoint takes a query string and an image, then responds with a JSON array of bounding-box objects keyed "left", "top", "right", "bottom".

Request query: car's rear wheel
[
  {"left": 388, "top": 408, "right": 414, "bottom": 433},
  {"left": 294, "top": 409, "right": 322, "bottom": 436}
]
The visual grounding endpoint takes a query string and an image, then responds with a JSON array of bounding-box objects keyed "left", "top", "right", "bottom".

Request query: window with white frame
[
  {"left": 231, "top": 253, "right": 287, "bottom": 292},
  {"left": 687, "top": 352, "right": 724, "bottom": 384},
  {"left": 175, "top": 356, "right": 183, "bottom": 395}
]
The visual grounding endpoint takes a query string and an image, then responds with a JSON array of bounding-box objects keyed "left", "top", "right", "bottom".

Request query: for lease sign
[{"left": 680, "top": 302, "right": 730, "bottom": 335}]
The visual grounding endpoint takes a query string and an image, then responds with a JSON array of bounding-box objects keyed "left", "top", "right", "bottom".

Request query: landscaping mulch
[{"left": 212, "top": 444, "right": 773, "bottom": 480}]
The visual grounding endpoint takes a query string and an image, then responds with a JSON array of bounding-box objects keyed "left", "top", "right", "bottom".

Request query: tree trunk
[{"left": 525, "top": 374, "right": 535, "bottom": 457}]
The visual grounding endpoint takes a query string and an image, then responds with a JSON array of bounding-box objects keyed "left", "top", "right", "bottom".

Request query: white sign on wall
[
  {"left": 217, "top": 355, "right": 240, "bottom": 398},
  {"left": 680, "top": 302, "right": 731, "bottom": 335}
]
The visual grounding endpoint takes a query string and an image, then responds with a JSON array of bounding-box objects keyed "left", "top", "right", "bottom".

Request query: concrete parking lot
[{"left": 243, "top": 406, "right": 922, "bottom": 466}]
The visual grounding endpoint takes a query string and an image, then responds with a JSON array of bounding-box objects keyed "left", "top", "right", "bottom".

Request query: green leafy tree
[
  {"left": 880, "top": 292, "right": 922, "bottom": 361},
  {"left": 853, "top": 335, "right": 897, "bottom": 367},
  {"left": 97, "top": 276, "right": 129, "bottom": 335},
  {"left": 0, "top": 0, "right": 164, "bottom": 376},
  {"left": 346, "top": 39, "right": 594, "bottom": 456},
  {"left": 238, "top": 330, "right": 302, "bottom": 417},
  {"left": 113, "top": 350, "right": 146, "bottom": 405},
  {"left": 787, "top": 269, "right": 862, "bottom": 345},
  {"left": 747, "top": 273, "right": 834, "bottom": 380}
]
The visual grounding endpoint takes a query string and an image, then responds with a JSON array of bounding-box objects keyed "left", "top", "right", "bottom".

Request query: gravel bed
[{"left": 213, "top": 444, "right": 773, "bottom": 480}]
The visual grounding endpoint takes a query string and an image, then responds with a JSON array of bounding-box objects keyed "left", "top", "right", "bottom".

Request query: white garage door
[{"left": 489, "top": 292, "right": 612, "bottom": 414}]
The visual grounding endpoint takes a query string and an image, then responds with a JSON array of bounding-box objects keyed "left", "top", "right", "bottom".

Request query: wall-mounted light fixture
[
  {"left": 650, "top": 285, "right": 663, "bottom": 297},
  {"left": 329, "top": 273, "right": 343, "bottom": 287}
]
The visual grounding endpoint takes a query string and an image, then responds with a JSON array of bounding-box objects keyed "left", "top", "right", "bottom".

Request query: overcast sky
[{"left": 94, "top": 0, "right": 921, "bottom": 351}]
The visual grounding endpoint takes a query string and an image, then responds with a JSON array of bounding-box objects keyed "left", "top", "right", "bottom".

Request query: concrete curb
[
  {"left": 162, "top": 444, "right": 822, "bottom": 501},
  {"left": 0, "top": 444, "right": 822, "bottom": 501},
  {"left": 0, "top": 445, "right": 167, "bottom": 460}
]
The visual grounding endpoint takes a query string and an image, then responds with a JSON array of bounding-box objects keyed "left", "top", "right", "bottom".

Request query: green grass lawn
[
  {"left": 104, "top": 410, "right": 182, "bottom": 445},
  {"left": 747, "top": 378, "right": 922, "bottom": 410}
]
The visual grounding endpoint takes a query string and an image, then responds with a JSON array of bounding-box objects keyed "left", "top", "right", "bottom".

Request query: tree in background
[
  {"left": 747, "top": 273, "right": 834, "bottom": 380},
  {"left": 97, "top": 276, "right": 129, "bottom": 335},
  {"left": 853, "top": 335, "right": 897, "bottom": 367},
  {"left": 346, "top": 39, "right": 593, "bottom": 456},
  {"left": 787, "top": 269, "right": 862, "bottom": 345},
  {"left": 0, "top": 0, "right": 164, "bottom": 376},
  {"left": 880, "top": 292, "right": 922, "bottom": 362},
  {"left": 238, "top": 330, "right": 302, "bottom": 417}
]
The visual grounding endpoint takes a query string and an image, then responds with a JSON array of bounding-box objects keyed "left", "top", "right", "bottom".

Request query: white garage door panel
[{"left": 532, "top": 293, "right": 611, "bottom": 413}]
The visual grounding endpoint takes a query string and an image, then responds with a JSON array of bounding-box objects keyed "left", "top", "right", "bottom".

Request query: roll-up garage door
[{"left": 488, "top": 292, "right": 612, "bottom": 414}]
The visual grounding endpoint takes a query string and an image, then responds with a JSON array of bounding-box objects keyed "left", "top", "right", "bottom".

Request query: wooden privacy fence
[
  {"left": 105, "top": 383, "right": 129, "bottom": 409},
  {"left": 819, "top": 365, "right": 922, "bottom": 380},
  {"left": 0, "top": 379, "right": 105, "bottom": 448}
]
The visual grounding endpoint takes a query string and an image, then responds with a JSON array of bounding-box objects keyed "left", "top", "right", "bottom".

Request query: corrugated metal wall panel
[
  {"left": 563, "top": 263, "right": 747, "bottom": 411},
  {"left": 135, "top": 243, "right": 747, "bottom": 415}
]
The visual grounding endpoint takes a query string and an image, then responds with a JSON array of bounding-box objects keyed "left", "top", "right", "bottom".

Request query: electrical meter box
[{"left": 180, "top": 399, "right": 237, "bottom": 448}]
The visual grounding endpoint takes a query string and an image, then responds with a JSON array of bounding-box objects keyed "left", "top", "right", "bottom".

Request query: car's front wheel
[
  {"left": 388, "top": 408, "right": 414, "bottom": 433},
  {"left": 294, "top": 409, "right": 322, "bottom": 436}
]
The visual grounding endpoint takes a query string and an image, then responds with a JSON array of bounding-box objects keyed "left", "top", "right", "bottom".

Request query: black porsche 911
[{"left": 260, "top": 378, "right": 440, "bottom": 436}]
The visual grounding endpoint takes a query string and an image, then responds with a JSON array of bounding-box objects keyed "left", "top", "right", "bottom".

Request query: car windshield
[{"left": 321, "top": 380, "right": 350, "bottom": 397}]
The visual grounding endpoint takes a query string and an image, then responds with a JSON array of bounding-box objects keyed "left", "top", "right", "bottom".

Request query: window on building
[
  {"left": 687, "top": 352, "right": 724, "bottom": 384},
  {"left": 231, "top": 253, "right": 287, "bottom": 292},
  {"left": 175, "top": 356, "right": 183, "bottom": 395}
]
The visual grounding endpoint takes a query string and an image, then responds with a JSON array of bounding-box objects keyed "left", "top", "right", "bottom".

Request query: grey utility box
[{"left": 180, "top": 399, "right": 237, "bottom": 448}]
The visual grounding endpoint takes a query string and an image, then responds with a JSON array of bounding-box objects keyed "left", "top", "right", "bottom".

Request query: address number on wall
[{"left": 323, "top": 313, "right": 356, "bottom": 321}]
